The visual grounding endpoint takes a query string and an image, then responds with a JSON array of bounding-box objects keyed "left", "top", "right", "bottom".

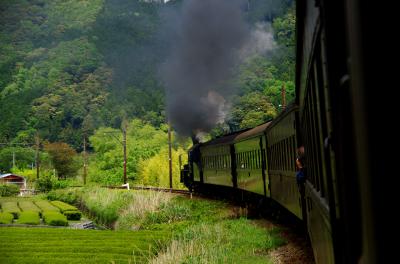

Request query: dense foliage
[
  {"left": 0, "top": 184, "right": 20, "bottom": 197},
  {"left": 0, "top": 0, "right": 295, "bottom": 186}
]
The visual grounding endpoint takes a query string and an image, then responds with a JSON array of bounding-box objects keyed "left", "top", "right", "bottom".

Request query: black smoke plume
[{"left": 161, "top": 0, "right": 248, "bottom": 136}]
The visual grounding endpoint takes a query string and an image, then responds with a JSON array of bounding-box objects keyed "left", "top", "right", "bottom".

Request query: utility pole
[
  {"left": 281, "top": 83, "right": 286, "bottom": 110},
  {"left": 103, "top": 127, "right": 127, "bottom": 185},
  {"left": 168, "top": 122, "right": 173, "bottom": 190},
  {"left": 12, "top": 151, "right": 15, "bottom": 168},
  {"left": 83, "top": 136, "right": 87, "bottom": 185},
  {"left": 123, "top": 126, "right": 127, "bottom": 185},
  {"left": 35, "top": 133, "right": 40, "bottom": 179}
]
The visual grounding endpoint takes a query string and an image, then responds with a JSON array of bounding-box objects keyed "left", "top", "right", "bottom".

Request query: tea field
[{"left": 0, "top": 228, "right": 168, "bottom": 264}]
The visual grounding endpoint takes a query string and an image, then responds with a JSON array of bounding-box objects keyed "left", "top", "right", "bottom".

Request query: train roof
[
  {"left": 266, "top": 103, "right": 298, "bottom": 131},
  {"left": 201, "top": 129, "right": 248, "bottom": 147},
  {"left": 234, "top": 121, "right": 271, "bottom": 142}
]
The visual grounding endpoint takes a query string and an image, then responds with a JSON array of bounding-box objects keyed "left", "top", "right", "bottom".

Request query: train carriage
[
  {"left": 200, "top": 133, "right": 241, "bottom": 187},
  {"left": 296, "top": 1, "right": 336, "bottom": 262},
  {"left": 233, "top": 123, "right": 270, "bottom": 196},
  {"left": 265, "top": 105, "right": 303, "bottom": 219}
]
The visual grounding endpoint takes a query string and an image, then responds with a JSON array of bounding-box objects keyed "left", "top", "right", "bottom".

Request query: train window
[
  {"left": 281, "top": 141, "right": 284, "bottom": 171},
  {"left": 248, "top": 151, "right": 250, "bottom": 169},
  {"left": 283, "top": 140, "right": 286, "bottom": 171},
  {"left": 280, "top": 141, "right": 284, "bottom": 171},
  {"left": 250, "top": 150, "right": 256, "bottom": 170},
  {"left": 276, "top": 144, "right": 279, "bottom": 170},
  {"left": 314, "top": 48, "right": 329, "bottom": 198},
  {"left": 249, "top": 151, "right": 252, "bottom": 169},
  {"left": 292, "top": 136, "right": 296, "bottom": 171},
  {"left": 274, "top": 145, "right": 277, "bottom": 170},
  {"left": 277, "top": 143, "right": 280, "bottom": 170},
  {"left": 286, "top": 139, "right": 290, "bottom": 171},
  {"left": 248, "top": 151, "right": 251, "bottom": 169},
  {"left": 271, "top": 146, "right": 274, "bottom": 170},
  {"left": 255, "top": 150, "right": 258, "bottom": 169},
  {"left": 256, "top": 150, "right": 259, "bottom": 169},
  {"left": 310, "top": 70, "right": 323, "bottom": 194},
  {"left": 246, "top": 151, "right": 249, "bottom": 169},
  {"left": 272, "top": 145, "right": 275, "bottom": 170},
  {"left": 255, "top": 150, "right": 257, "bottom": 169},
  {"left": 287, "top": 137, "right": 292, "bottom": 171},
  {"left": 252, "top": 150, "right": 255, "bottom": 169},
  {"left": 282, "top": 141, "right": 285, "bottom": 171}
]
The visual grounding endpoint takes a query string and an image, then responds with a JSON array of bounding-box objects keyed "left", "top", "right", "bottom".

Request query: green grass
[
  {"left": 44, "top": 187, "right": 287, "bottom": 263},
  {"left": 0, "top": 212, "right": 14, "bottom": 224},
  {"left": 150, "top": 219, "right": 284, "bottom": 264},
  {"left": 16, "top": 211, "right": 40, "bottom": 225},
  {"left": 0, "top": 227, "right": 169, "bottom": 264}
]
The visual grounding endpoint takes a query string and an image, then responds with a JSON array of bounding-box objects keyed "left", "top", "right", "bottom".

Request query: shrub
[
  {"left": 0, "top": 184, "right": 20, "bottom": 197},
  {"left": 63, "top": 210, "right": 81, "bottom": 220},
  {"left": 42, "top": 211, "right": 68, "bottom": 226},
  {"left": 47, "top": 188, "right": 81, "bottom": 204},
  {"left": 17, "top": 211, "right": 40, "bottom": 225},
  {"left": 51, "top": 201, "right": 78, "bottom": 212},
  {"left": 0, "top": 212, "right": 14, "bottom": 224},
  {"left": 0, "top": 201, "right": 21, "bottom": 218},
  {"left": 33, "top": 200, "right": 60, "bottom": 212},
  {"left": 35, "top": 176, "right": 53, "bottom": 193},
  {"left": 18, "top": 201, "right": 41, "bottom": 213}
]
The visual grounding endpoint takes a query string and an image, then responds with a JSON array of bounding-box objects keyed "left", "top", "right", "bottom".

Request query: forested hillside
[{"left": 0, "top": 0, "right": 295, "bottom": 186}]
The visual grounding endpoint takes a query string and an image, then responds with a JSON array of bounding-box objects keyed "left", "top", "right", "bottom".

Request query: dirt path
[{"left": 252, "top": 219, "right": 315, "bottom": 264}]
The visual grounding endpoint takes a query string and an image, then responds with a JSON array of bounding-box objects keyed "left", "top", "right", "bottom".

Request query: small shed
[{"left": 0, "top": 173, "right": 26, "bottom": 189}]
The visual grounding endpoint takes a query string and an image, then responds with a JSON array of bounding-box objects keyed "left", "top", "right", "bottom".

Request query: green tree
[
  {"left": 44, "top": 142, "right": 77, "bottom": 179},
  {"left": 230, "top": 92, "right": 277, "bottom": 129},
  {"left": 0, "top": 147, "right": 35, "bottom": 172},
  {"left": 137, "top": 147, "right": 187, "bottom": 189},
  {"left": 89, "top": 119, "right": 168, "bottom": 184}
]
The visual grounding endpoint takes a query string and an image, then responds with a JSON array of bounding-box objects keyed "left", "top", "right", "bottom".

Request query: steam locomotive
[{"left": 181, "top": 0, "right": 390, "bottom": 263}]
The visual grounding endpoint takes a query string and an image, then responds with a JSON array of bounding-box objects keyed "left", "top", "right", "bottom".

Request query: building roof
[{"left": 0, "top": 173, "right": 25, "bottom": 179}]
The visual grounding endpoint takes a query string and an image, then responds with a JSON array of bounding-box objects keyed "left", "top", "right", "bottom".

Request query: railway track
[{"left": 105, "top": 185, "right": 192, "bottom": 195}]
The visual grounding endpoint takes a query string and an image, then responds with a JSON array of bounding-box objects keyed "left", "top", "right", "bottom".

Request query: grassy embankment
[
  {"left": 1, "top": 187, "right": 286, "bottom": 263},
  {"left": 46, "top": 187, "right": 286, "bottom": 263}
]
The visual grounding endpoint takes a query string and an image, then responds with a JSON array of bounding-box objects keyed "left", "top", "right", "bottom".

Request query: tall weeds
[{"left": 115, "top": 191, "right": 172, "bottom": 230}]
